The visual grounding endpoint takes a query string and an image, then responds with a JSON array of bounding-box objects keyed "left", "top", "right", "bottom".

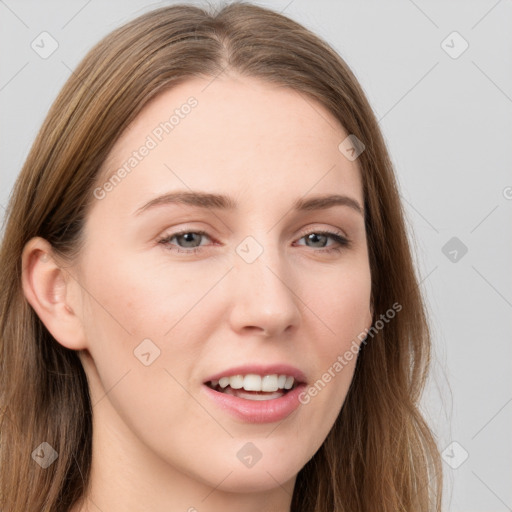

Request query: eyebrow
[{"left": 134, "top": 191, "right": 364, "bottom": 216}]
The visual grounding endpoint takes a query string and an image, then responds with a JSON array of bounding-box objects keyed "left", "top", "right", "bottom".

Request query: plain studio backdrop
[{"left": 0, "top": 1, "right": 511, "bottom": 511}]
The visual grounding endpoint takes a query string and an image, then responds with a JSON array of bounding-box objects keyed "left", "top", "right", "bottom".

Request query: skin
[{"left": 22, "top": 74, "right": 373, "bottom": 512}]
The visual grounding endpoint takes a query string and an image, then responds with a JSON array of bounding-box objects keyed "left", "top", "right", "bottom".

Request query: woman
[{"left": 0, "top": 2, "right": 443, "bottom": 511}]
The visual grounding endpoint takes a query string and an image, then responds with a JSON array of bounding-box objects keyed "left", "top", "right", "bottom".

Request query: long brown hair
[{"left": 0, "top": 2, "right": 442, "bottom": 510}]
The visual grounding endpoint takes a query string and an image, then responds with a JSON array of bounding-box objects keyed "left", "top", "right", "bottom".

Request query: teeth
[
  {"left": 261, "top": 374, "right": 278, "bottom": 392},
  {"left": 284, "top": 376, "right": 294, "bottom": 390},
  {"left": 219, "top": 377, "right": 230, "bottom": 388},
  {"left": 243, "top": 374, "right": 261, "bottom": 391},
  {"left": 229, "top": 375, "right": 244, "bottom": 389},
  {"left": 210, "top": 373, "right": 296, "bottom": 392}
]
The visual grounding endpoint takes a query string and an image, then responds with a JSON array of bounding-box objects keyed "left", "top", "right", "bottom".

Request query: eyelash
[{"left": 157, "top": 229, "right": 350, "bottom": 255}]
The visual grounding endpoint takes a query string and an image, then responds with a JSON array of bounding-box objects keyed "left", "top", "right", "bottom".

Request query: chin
[
  {"left": 181, "top": 444, "right": 305, "bottom": 494},
  {"left": 210, "top": 464, "right": 299, "bottom": 494}
]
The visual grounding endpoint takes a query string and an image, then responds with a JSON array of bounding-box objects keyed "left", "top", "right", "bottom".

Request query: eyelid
[
  {"left": 158, "top": 223, "right": 348, "bottom": 241},
  {"left": 156, "top": 223, "right": 351, "bottom": 254},
  {"left": 294, "top": 224, "right": 348, "bottom": 241}
]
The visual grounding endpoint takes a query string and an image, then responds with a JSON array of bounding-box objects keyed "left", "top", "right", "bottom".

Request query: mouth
[
  {"left": 205, "top": 373, "right": 301, "bottom": 401},
  {"left": 202, "top": 365, "right": 308, "bottom": 423}
]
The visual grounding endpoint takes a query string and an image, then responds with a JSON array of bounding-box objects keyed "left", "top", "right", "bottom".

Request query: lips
[{"left": 201, "top": 364, "right": 308, "bottom": 423}]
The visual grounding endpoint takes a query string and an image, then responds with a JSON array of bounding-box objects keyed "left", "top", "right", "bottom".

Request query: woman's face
[{"left": 70, "top": 75, "right": 372, "bottom": 494}]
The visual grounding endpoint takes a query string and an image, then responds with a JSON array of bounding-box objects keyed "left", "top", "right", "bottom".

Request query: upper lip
[{"left": 203, "top": 364, "right": 307, "bottom": 384}]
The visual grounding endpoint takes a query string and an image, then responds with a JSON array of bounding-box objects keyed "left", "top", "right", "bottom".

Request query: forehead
[{"left": 95, "top": 75, "right": 363, "bottom": 212}]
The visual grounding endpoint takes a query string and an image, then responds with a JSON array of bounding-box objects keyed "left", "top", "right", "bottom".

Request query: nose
[{"left": 228, "top": 241, "right": 302, "bottom": 338}]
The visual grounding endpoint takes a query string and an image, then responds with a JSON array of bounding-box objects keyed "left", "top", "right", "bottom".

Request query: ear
[{"left": 21, "top": 236, "right": 87, "bottom": 351}]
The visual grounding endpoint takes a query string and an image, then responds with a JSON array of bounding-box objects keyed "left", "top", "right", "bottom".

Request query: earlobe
[{"left": 21, "top": 236, "right": 87, "bottom": 351}]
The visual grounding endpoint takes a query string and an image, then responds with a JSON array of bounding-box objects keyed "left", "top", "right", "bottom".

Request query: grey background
[{"left": 1, "top": 0, "right": 511, "bottom": 510}]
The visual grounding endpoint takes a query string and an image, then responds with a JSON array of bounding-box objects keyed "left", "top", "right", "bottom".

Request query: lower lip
[{"left": 202, "top": 383, "right": 306, "bottom": 424}]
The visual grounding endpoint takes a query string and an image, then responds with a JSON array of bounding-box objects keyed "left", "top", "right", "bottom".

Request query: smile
[
  {"left": 205, "top": 373, "right": 296, "bottom": 401},
  {"left": 202, "top": 365, "right": 307, "bottom": 423}
]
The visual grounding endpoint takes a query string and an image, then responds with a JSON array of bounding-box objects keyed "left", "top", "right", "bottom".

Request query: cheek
[
  {"left": 78, "top": 247, "right": 220, "bottom": 398},
  {"left": 81, "top": 250, "right": 197, "bottom": 341},
  {"left": 290, "top": 260, "right": 371, "bottom": 432},
  {"left": 306, "top": 260, "right": 372, "bottom": 349},
  {"left": 77, "top": 252, "right": 215, "bottom": 458}
]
